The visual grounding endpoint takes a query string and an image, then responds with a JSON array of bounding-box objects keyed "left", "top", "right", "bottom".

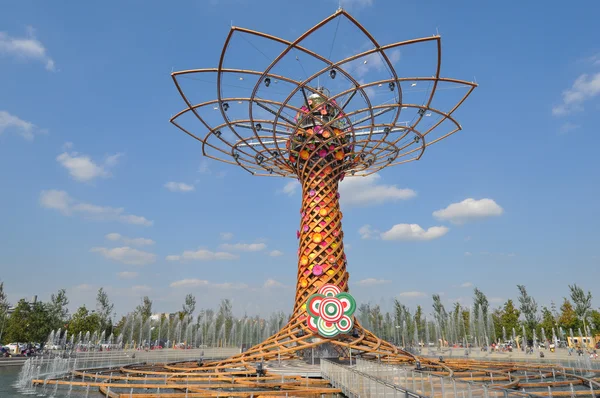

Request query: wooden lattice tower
[{"left": 171, "top": 9, "right": 477, "bottom": 368}]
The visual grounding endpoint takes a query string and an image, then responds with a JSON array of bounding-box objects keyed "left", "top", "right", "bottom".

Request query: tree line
[{"left": 0, "top": 280, "right": 597, "bottom": 346}]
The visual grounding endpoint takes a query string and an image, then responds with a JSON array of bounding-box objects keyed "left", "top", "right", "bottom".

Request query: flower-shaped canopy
[{"left": 171, "top": 9, "right": 476, "bottom": 178}]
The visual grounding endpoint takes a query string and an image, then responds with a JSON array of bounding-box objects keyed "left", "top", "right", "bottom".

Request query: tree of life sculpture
[{"left": 171, "top": 9, "right": 476, "bottom": 367}]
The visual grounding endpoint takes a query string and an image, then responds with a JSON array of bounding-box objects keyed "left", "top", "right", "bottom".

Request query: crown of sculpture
[{"left": 171, "top": 9, "right": 477, "bottom": 179}]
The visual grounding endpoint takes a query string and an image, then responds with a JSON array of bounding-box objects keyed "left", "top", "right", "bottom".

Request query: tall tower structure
[{"left": 171, "top": 9, "right": 476, "bottom": 367}]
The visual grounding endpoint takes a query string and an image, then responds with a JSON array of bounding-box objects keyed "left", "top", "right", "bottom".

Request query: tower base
[{"left": 196, "top": 316, "right": 417, "bottom": 373}]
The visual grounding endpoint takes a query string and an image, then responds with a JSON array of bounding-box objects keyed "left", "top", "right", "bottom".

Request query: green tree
[
  {"left": 393, "top": 300, "right": 412, "bottom": 345},
  {"left": 414, "top": 305, "right": 423, "bottom": 341},
  {"left": 3, "top": 300, "right": 52, "bottom": 343},
  {"left": 135, "top": 296, "right": 152, "bottom": 321},
  {"left": 473, "top": 288, "right": 490, "bottom": 329},
  {"left": 68, "top": 306, "right": 101, "bottom": 339},
  {"left": 182, "top": 294, "right": 196, "bottom": 318},
  {"left": 473, "top": 288, "right": 490, "bottom": 342},
  {"left": 432, "top": 294, "right": 448, "bottom": 339},
  {"left": 96, "top": 287, "right": 114, "bottom": 335},
  {"left": 588, "top": 310, "right": 600, "bottom": 335},
  {"left": 369, "top": 305, "right": 384, "bottom": 337},
  {"left": 461, "top": 309, "right": 471, "bottom": 337},
  {"left": 452, "top": 302, "right": 466, "bottom": 339},
  {"left": 491, "top": 308, "right": 503, "bottom": 341},
  {"left": 568, "top": 284, "right": 592, "bottom": 334},
  {"left": 558, "top": 298, "right": 580, "bottom": 332},
  {"left": 539, "top": 307, "right": 555, "bottom": 342},
  {"left": 358, "top": 303, "right": 371, "bottom": 329},
  {"left": 4, "top": 300, "right": 30, "bottom": 342},
  {"left": 215, "top": 299, "right": 233, "bottom": 346},
  {"left": 113, "top": 315, "right": 127, "bottom": 337},
  {"left": 48, "top": 289, "right": 69, "bottom": 330},
  {"left": 0, "top": 281, "right": 9, "bottom": 343},
  {"left": 498, "top": 299, "right": 520, "bottom": 337},
  {"left": 517, "top": 285, "right": 538, "bottom": 337}
]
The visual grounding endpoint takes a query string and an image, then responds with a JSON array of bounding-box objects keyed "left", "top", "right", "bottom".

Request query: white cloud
[
  {"left": 220, "top": 232, "right": 234, "bottom": 240},
  {"left": 340, "top": 174, "right": 416, "bottom": 206},
  {"left": 433, "top": 198, "right": 503, "bottom": 224},
  {"left": 489, "top": 297, "right": 504, "bottom": 304},
  {"left": 56, "top": 151, "right": 122, "bottom": 182},
  {"left": 459, "top": 282, "right": 473, "bottom": 288},
  {"left": 264, "top": 279, "right": 285, "bottom": 288},
  {"left": 220, "top": 242, "right": 267, "bottom": 252},
  {"left": 39, "top": 190, "right": 153, "bottom": 226},
  {"left": 74, "top": 284, "right": 93, "bottom": 291},
  {"left": 213, "top": 282, "right": 248, "bottom": 290},
  {"left": 198, "top": 161, "right": 211, "bottom": 174},
  {"left": 131, "top": 285, "right": 151, "bottom": 293},
  {"left": 169, "top": 279, "right": 248, "bottom": 290},
  {"left": 105, "top": 153, "right": 123, "bottom": 167},
  {"left": 354, "top": 49, "right": 401, "bottom": 78},
  {"left": 105, "top": 233, "right": 154, "bottom": 246},
  {"left": 91, "top": 246, "right": 156, "bottom": 265},
  {"left": 0, "top": 27, "right": 55, "bottom": 71},
  {"left": 559, "top": 122, "right": 580, "bottom": 134},
  {"left": 398, "top": 291, "right": 427, "bottom": 298},
  {"left": 380, "top": 223, "right": 448, "bottom": 241},
  {"left": 164, "top": 181, "right": 195, "bottom": 192},
  {"left": 269, "top": 250, "right": 283, "bottom": 257},
  {"left": 280, "top": 180, "right": 299, "bottom": 196},
  {"left": 464, "top": 252, "right": 472, "bottom": 256},
  {"left": 117, "top": 271, "right": 138, "bottom": 279},
  {"left": 585, "top": 53, "right": 600, "bottom": 66},
  {"left": 0, "top": 110, "right": 40, "bottom": 141},
  {"left": 477, "top": 251, "right": 517, "bottom": 258},
  {"left": 198, "top": 160, "right": 226, "bottom": 177},
  {"left": 170, "top": 279, "right": 210, "bottom": 288},
  {"left": 553, "top": 72, "right": 600, "bottom": 116},
  {"left": 166, "top": 248, "right": 239, "bottom": 262},
  {"left": 356, "top": 278, "right": 391, "bottom": 286},
  {"left": 358, "top": 224, "right": 378, "bottom": 239}
]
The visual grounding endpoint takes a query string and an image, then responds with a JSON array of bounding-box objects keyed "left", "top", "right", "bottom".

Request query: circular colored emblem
[
  {"left": 305, "top": 284, "right": 356, "bottom": 338},
  {"left": 317, "top": 318, "right": 339, "bottom": 337},
  {"left": 320, "top": 298, "right": 343, "bottom": 323},
  {"left": 337, "top": 315, "right": 353, "bottom": 333},
  {"left": 319, "top": 284, "right": 341, "bottom": 297},
  {"left": 307, "top": 295, "right": 322, "bottom": 317}
]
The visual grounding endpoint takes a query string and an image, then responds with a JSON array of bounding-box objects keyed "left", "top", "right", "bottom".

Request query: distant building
[
  {"left": 150, "top": 312, "right": 178, "bottom": 321},
  {"left": 6, "top": 295, "right": 37, "bottom": 316}
]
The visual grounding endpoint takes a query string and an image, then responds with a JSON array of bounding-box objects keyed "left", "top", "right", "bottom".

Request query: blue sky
[{"left": 1, "top": 0, "right": 599, "bottom": 318}]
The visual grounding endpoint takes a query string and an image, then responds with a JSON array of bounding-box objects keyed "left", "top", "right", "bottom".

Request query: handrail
[
  {"left": 356, "top": 358, "right": 546, "bottom": 398},
  {"left": 321, "top": 359, "right": 427, "bottom": 398}
]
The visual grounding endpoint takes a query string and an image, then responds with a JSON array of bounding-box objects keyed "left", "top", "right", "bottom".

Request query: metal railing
[
  {"left": 321, "top": 359, "right": 426, "bottom": 398},
  {"left": 355, "top": 359, "right": 544, "bottom": 398}
]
